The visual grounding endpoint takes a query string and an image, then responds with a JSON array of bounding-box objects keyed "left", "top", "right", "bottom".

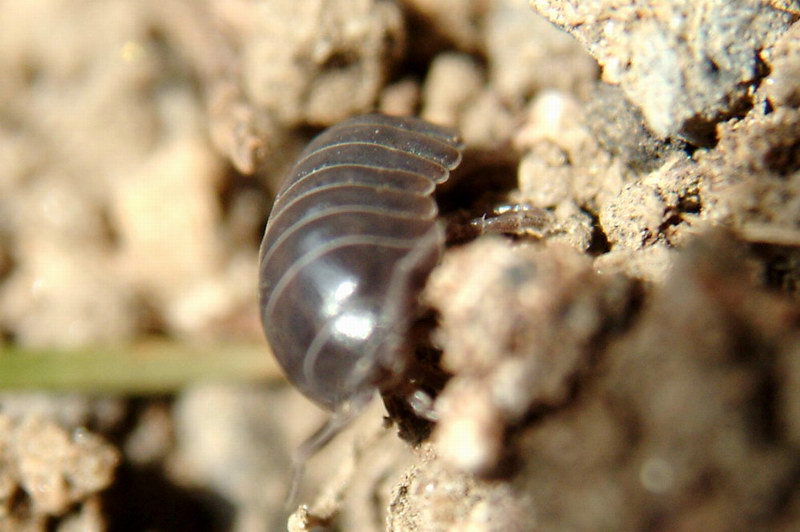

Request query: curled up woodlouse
[{"left": 258, "top": 113, "right": 465, "bottom": 499}]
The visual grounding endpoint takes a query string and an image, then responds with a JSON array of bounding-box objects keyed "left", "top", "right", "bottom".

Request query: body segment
[{"left": 259, "top": 114, "right": 463, "bottom": 409}]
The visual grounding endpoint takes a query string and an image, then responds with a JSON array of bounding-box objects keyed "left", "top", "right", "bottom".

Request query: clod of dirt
[
  {"left": 598, "top": 180, "right": 668, "bottom": 251},
  {"left": 530, "top": 0, "right": 796, "bottom": 140},
  {"left": 486, "top": 0, "right": 597, "bottom": 102},
  {"left": 236, "top": 0, "right": 405, "bottom": 127},
  {"left": 426, "top": 238, "right": 639, "bottom": 474},
  {"left": 515, "top": 90, "right": 624, "bottom": 211},
  {"left": 389, "top": 231, "right": 800, "bottom": 531},
  {"left": 0, "top": 414, "right": 118, "bottom": 529},
  {"left": 584, "top": 83, "right": 689, "bottom": 174},
  {"left": 387, "top": 445, "right": 533, "bottom": 532},
  {"left": 421, "top": 53, "right": 484, "bottom": 129},
  {"left": 587, "top": 232, "right": 799, "bottom": 530},
  {"left": 379, "top": 78, "right": 422, "bottom": 117},
  {"left": 718, "top": 110, "right": 800, "bottom": 205},
  {"left": 764, "top": 20, "right": 800, "bottom": 109}
]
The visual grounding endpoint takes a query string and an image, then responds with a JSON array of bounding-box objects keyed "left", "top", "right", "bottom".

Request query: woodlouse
[{"left": 259, "top": 114, "right": 463, "bottom": 416}]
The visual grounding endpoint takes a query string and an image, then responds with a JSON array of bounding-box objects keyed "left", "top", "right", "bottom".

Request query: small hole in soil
[
  {"left": 435, "top": 148, "right": 519, "bottom": 216},
  {"left": 583, "top": 208, "right": 611, "bottom": 256},
  {"left": 321, "top": 51, "right": 357, "bottom": 71}
]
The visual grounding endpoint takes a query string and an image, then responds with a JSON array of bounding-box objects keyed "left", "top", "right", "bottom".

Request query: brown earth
[{"left": 1, "top": 1, "right": 799, "bottom": 530}]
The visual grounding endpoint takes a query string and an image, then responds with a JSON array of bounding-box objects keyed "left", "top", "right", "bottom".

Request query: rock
[
  {"left": 0, "top": 414, "right": 118, "bottom": 526},
  {"left": 486, "top": 0, "right": 597, "bottom": 102},
  {"left": 530, "top": 0, "right": 796, "bottom": 141},
  {"left": 386, "top": 446, "right": 532, "bottom": 532},
  {"left": 379, "top": 78, "right": 421, "bottom": 117},
  {"left": 426, "top": 238, "right": 638, "bottom": 472},
  {"left": 238, "top": 0, "right": 404, "bottom": 127},
  {"left": 764, "top": 20, "right": 800, "bottom": 108},
  {"left": 584, "top": 83, "right": 689, "bottom": 174},
  {"left": 421, "top": 52, "right": 484, "bottom": 128}
]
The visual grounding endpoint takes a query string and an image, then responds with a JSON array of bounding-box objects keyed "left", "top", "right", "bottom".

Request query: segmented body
[{"left": 259, "top": 114, "right": 463, "bottom": 409}]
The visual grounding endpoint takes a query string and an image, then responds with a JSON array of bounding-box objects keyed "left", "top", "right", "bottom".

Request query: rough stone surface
[
  {"left": 486, "top": 0, "right": 597, "bottom": 101},
  {"left": 236, "top": 0, "right": 404, "bottom": 127},
  {"left": 765, "top": 18, "right": 800, "bottom": 108},
  {"left": 530, "top": 0, "right": 798, "bottom": 139},
  {"left": 0, "top": 414, "right": 118, "bottom": 529},
  {"left": 388, "top": 232, "right": 800, "bottom": 531},
  {"left": 426, "top": 238, "right": 638, "bottom": 474},
  {"left": 584, "top": 83, "right": 689, "bottom": 173},
  {"left": 387, "top": 445, "right": 532, "bottom": 532}
]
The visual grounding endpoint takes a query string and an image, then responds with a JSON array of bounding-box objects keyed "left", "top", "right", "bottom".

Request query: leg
[{"left": 286, "top": 388, "right": 374, "bottom": 508}]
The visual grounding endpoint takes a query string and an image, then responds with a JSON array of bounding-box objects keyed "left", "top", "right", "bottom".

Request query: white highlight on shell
[
  {"left": 332, "top": 312, "right": 374, "bottom": 341},
  {"left": 322, "top": 278, "right": 357, "bottom": 317}
]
